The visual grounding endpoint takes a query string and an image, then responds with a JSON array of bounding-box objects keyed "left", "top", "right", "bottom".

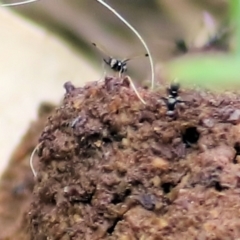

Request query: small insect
[
  {"left": 92, "top": 42, "right": 148, "bottom": 75},
  {"left": 162, "top": 81, "right": 184, "bottom": 116},
  {"left": 165, "top": 96, "right": 182, "bottom": 114},
  {"left": 92, "top": 43, "right": 147, "bottom": 104},
  {"left": 95, "top": 0, "right": 155, "bottom": 89}
]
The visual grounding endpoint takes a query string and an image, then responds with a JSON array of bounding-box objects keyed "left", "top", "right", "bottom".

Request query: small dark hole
[
  {"left": 125, "top": 189, "right": 131, "bottom": 196},
  {"left": 113, "top": 135, "right": 123, "bottom": 142},
  {"left": 107, "top": 217, "right": 121, "bottom": 234},
  {"left": 214, "top": 182, "right": 223, "bottom": 192},
  {"left": 233, "top": 143, "right": 240, "bottom": 164},
  {"left": 110, "top": 130, "right": 123, "bottom": 142},
  {"left": 102, "top": 137, "right": 112, "bottom": 144},
  {"left": 89, "top": 133, "right": 101, "bottom": 141},
  {"left": 161, "top": 182, "right": 174, "bottom": 194},
  {"left": 111, "top": 189, "right": 131, "bottom": 204},
  {"left": 234, "top": 143, "right": 240, "bottom": 154},
  {"left": 182, "top": 127, "right": 200, "bottom": 146},
  {"left": 111, "top": 194, "right": 122, "bottom": 205}
]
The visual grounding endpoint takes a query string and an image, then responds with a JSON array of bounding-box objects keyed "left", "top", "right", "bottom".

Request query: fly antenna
[
  {"left": 92, "top": 42, "right": 112, "bottom": 57},
  {"left": 1, "top": 0, "right": 38, "bottom": 7},
  {"left": 96, "top": 0, "right": 155, "bottom": 90},
  {"left": 30, "top": 142, "right": 42, "bottom": 178},
  {"left": 123, "top": 53, "right": 149, "bottom": 63}
]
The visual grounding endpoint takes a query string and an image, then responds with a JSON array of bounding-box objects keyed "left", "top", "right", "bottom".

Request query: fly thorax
[{"left": 110, "top": 58, "right": 118, "bottom": 68}]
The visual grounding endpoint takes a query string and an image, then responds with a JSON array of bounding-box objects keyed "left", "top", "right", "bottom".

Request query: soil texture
[{"left": 29, "top": 77, "right": 240, "bottom": 240}]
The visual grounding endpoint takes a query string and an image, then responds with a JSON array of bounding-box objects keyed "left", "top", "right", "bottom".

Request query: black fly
[
  {"left": 103, "top": 56, "right": 127, "bottom": 74},
  {"left": 92, "top": 43, "right": 147, "bottom": 104},
  {"left": 92, "top": 42, "right": 148, "bottom": 75}
]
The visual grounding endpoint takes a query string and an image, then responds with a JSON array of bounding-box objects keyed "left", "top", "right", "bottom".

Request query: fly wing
[
  {"left": 122, "top": 53, "right": 148, "bottom": 62},
  {"left": 92, "top": 42, "right": 112, "bottom": 58}
]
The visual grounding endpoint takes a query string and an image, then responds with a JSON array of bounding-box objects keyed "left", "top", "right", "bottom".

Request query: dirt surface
[
  {"left": 28, "top": 77, "right": 240, "bottom": 239},
  {"left": 0, "top": 102, "right": 55, "bottom": 240}
]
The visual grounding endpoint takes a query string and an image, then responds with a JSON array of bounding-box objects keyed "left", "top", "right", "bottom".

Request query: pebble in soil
[{"left": 29, "top": 76, "right": 240, "bottom": 240}]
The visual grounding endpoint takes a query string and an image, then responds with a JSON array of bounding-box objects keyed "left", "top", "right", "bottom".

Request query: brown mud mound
[
  {"left": 0, "top": 102, "right": 55, "bottom": 240},
  {"left": 29, "top": 77, "right": 240, "bottom": 240}
]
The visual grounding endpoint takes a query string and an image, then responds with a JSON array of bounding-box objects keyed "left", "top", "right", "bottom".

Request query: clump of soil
[
  {"left": 0, "top": 102, "right": 55, "bottom": 240},
  {"left": 29, "top": 77, "right": 240, "bottom": 239}
]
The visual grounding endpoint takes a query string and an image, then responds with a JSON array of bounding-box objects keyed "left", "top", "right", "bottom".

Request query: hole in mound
[
  {"left": 107, "top": 217, "right": 122, "bottom": 234},
  {"left": 111, "top": 189, "right": 131, "bottom": 204},
  {"left": 161, "top": 182, "right": 175, "bottom": 194},
  {"left": 102, "top": 137, "right": 112, "bottom": 144},
  {"left": 233, "top": 142, "right": 240, "bottom": 164},
  {"left": 234, "top": 143, "right": 240, "bottom": 154},
  {"left": 182, "top": 127, "right": 200, "bottom": 146},
  {"left": 109, "top": 130, "right": 123, "bottom": 142},
  {"left": 214, "top": 181, "right": 223, "bottom": 192}
]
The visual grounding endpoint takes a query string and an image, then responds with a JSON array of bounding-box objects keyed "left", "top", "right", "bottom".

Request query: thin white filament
[
  {"left": 1, "top": 0, "right": 38, "bottom": 7},
  {"left": 30, "top": 142, "right": 42, "bottom": 178},
  {"left": 99, "top": 61, "right": 107, "bottom": 82},
  {"left": 127, "top": 76, "right": 146, "bottom": 105},
  {"left": 96, "top": 0, "right": 155, "bottom": 89}
]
